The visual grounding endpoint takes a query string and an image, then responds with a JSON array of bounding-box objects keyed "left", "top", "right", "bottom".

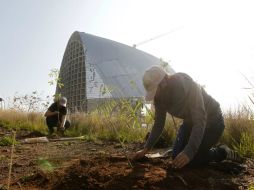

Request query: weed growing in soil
[
  {"left": 37, "top": 157, "right": 55, "bottom": 173},
  {"left": 20, "top": 173, "right": 36, "bottom": 183},
  {"left": 0, "top": 184, "right": 7, "bottom": 190},
  {"left": 0, "top": 136, "right": 18, "bottom": 146},
  {"left": 0, "top": 155, "right": 7, "bottom": 161}
]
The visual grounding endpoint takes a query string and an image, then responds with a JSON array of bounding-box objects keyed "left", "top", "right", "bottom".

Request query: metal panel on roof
[
  {"left": 73, "top": 31, "right": 175, "bottom": 99},
  {"left": 61, "top": 32, "right": 174, "bottom": 103},
  {"left": 98, "top": 60, "right": 126, "bottom": 77}
]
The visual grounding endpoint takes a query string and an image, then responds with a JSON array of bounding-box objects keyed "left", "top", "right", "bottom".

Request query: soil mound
[{"left": 51, "top": 155, "right": 253, "bottom": 190}]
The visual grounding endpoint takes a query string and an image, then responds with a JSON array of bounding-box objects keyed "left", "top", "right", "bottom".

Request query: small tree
[
  {"left": 10, "top": 91, "right": 50, "bottom": 112},
  {"left": 48, "top": 68, "right": 64, "bottom": 100}
]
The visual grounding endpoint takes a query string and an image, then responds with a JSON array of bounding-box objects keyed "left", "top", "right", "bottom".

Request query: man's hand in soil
[
  {"left": 172, "top": 151, "right": 190, "bottom": 169},
  {"left": 59, "top": 126, "right": 65, "bottom": 131},
  {"left": 57, "top": 122, "right": 65, "bottom": 132},
  {"left": 132, "top": 148, "right": 149, "bottom": 160}
]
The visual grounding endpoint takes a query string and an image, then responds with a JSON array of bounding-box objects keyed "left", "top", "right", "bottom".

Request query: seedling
[{"left": 37, "top": 157, "right": 55, "bottom": 173}]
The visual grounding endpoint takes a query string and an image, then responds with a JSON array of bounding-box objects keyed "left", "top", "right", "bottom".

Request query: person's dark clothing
[
  {"left": 46, "top": 118, "right": 71, "bottom": 134},
  {"left": 144, "top": 73, "right": 225, "bottom": 164},
  {"left": 172, "top": 111, "right": 226, "bottom": 167},
  {"left": 47, "top": 102, "right": 67, "bottom": 122},
  {"left": 45, "top": 102, "right": 69, "bottom": 134}
]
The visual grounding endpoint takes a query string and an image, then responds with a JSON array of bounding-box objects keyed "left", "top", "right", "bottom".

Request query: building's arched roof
[
  {"left": 59, "top": 31, "right": 174, "bottom": 111},
  {"left": 77, "top": 31, "right": 174, "bottom": 98}
]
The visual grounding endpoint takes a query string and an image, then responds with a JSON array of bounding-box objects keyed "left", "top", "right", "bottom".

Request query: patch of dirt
[
  {"left": 16, "top": 131, "right": 46, "bottom": 140},
  {"left": 48, "top": 156, "right": 254, "bottom": 190},
  {"left": 0, "top": 126, "right": 45, "bottom": 140},
  {"left": 0, "top": 130, "right": 253, "bottom": 189},
  {"left": 0, "top": 126, "right": 11, "bottom": 137}
]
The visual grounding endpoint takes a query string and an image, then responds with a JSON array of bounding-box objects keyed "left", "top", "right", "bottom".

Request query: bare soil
[{"left": 0, "top": 129, "right": 254, "bottom": 190}]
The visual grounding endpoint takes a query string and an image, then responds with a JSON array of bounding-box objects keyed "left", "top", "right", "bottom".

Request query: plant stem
[
  {"left": 111, "top": 124, "right": 133, "bottom": 168},
  {"left": 107, "top": 106, "right": 133, "bottom": 168},
  {"left": 7, "top": 130, "right": 16, "bottom": 190}
]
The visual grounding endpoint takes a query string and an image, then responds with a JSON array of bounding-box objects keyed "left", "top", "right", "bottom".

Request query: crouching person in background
[{"left": 44, "top": 97, "right": 71, "bottom": 136}]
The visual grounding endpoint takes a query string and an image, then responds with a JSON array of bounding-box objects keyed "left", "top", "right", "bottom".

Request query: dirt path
[{"left": 0, "top": 135, "right": 254, "bottom": 189}]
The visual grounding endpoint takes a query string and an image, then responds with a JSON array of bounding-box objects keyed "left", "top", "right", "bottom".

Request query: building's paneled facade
[{"left": 59, "top": 40, "right": 87, "bottom": 112}]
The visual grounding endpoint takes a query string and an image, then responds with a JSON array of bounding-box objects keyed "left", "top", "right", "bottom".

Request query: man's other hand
[
  {"left": 172, "top": 151, "right": 190, "bottom": 169},
  {"left": 131, "top": 148, "right": 149, "bottom": 160}
]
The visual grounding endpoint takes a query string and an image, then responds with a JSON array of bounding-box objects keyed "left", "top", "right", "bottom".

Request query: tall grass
[
  {"left": 66, "top": 99, "right": 179, "bottom": 145},
  {"left": 66, "top": 112, "right": 148, "bottom": 142},
  {"left": 222, "top": 106, "right": 254, "bottom": 158},
  {"left": 0, "top": 109, "right": 47, "bottom": 133},
  {"left": 1, "top": 99, "right": 254, "bottom": 158},
  {"left": 66, "top": 99, "right": 149, "bottom": 143}
]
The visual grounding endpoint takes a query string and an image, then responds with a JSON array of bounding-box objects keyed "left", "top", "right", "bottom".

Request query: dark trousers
[
  {"left": 172, "top": 111, "right": 226, "bottom": 167},
  {"left": 46, "top": 117, "right": 71, "bottom": 134}
]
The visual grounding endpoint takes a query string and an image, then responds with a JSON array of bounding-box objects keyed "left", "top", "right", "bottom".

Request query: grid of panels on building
[{"left": 60, "top": 40, "right": 87, "bottom": 112}]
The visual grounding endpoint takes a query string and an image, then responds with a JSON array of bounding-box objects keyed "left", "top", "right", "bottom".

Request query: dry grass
[
  {"left": 66, "top": 112, "right": 149, "bottom": 143},
  {"left": 221, "top": 106, "right": 254, "bottom": 158},
  {"left": 0, "top": 103, "right": 254, "bottom": 157},
  {"left": 66, "top": 101, "right": 179, "bottom": 144},
  {"left": 0, "top": 109, "right": 46, "bottom": 133},
  {"left": 222, "top": 107, "right": 254, "bottom": 145}
]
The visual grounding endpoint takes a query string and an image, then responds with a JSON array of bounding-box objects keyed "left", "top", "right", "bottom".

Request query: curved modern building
[{"left": 58, "top": 31, "right": 174, "bottom": 112}]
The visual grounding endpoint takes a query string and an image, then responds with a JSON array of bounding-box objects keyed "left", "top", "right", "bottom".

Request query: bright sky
[{"left": 0, "top": 0, "right": 254, "bottom": 110}]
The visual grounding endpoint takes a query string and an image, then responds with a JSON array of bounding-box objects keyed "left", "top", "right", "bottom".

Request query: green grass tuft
[
  {"left": 233, "top": 132, "right": 254, "bottom": 158},
  {"left": 0, "top": 136, "right": 18, "bottom": 146},
  {"left": 37, "top": 157, "right": 55, "bottom": 173}
]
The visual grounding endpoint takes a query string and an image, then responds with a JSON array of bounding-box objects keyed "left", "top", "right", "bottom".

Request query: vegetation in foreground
[
  {"left": 0, "top": 99, "right": 254, "bottom": 158},
  {"left": 0, "top": 100, "right": 254, "bottom": 190}
]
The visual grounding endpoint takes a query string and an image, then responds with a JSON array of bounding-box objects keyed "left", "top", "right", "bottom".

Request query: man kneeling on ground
[
  {"left": 44, "top": 97, "right": 71, "bottom": 136},
  {"left": 133, "top": 65, "right": 243, "bottom": 168}
]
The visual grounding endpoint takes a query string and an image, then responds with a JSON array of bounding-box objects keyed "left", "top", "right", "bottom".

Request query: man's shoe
[{"left": 219, "top": 145, "right": 244, "bottom": 163}]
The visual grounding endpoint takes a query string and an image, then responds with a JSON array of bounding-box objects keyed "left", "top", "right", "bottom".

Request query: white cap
[
  {"left": 143, "top": 65, "right": 167, "bottom": 101},
  {"left": 59, "top": 97, "right": 67, "bottom": 107}
]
